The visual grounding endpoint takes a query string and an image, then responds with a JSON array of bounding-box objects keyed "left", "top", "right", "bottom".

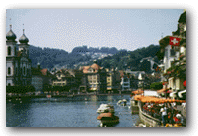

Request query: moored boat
[
  {"left": 97, "top": 112, "right": 119, "bottom": 127},
  {"left": 97, "top": 104, "right": 114, "bottom": 114}
]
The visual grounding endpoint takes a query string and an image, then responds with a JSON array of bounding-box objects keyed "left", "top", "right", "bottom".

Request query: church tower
[
  {"left": 6, "top": 24, "right": 32, "bottom": 86},
  {"left": 6, "top": 24, "right": 17, "bottom": 86},
  {"left": 18, "top": 27, "right": 32, "bottom": 86}
]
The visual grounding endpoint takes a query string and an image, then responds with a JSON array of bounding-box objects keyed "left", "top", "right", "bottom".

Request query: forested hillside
[{"left": 29, "top": 44, "right": 160, "bottom": 72}]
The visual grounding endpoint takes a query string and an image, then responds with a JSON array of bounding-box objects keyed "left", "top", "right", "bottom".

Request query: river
[{"left": 6, "top": 95, "right": 139, "bottom": 127}]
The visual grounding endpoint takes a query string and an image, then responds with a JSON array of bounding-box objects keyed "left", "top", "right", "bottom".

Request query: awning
[
  {"left": 132, "top": 89, "right": 143, "bottom": 95},
  {"left": 162, "top": 82, "right": 168, "bottom": 85},
  {"left": 157, "top": 88, "right": 166, "bottom": 93},
  {"left": 178, "top": 90, "right": 186, "bottom": 98},
  {"left": 166, "top": 90, "right": 172, "bottom": 93}
]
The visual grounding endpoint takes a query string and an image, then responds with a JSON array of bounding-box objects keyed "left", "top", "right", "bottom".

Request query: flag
[{"left": 169, "top": 37, "right": 181, "bottom": 46}]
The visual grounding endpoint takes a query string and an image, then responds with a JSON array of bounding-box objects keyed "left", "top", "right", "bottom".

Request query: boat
[
  {"left": 97, "top": 104, "right": 114, "bottom": 114},
  {"left": 97, "top": 112, "right": 119, "bottom": 127},
  {"left": 117, "top": 99, "right": 127, "bottom": 106}
]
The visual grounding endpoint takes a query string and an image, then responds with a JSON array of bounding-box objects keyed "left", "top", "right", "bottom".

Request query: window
[
  {"left": 8, "top": 67, "right": 11, "bottom": 75},
  {"left": 170, "top": 49, "right": 175, "bottom": 56},
  {"left": 8, "top": 46, "right": 11, "bottom": 55},
  {"left": 15, "top": 67, "right": 18, "bottom": 75},
  {"left": 165, "top": 49, "right": 168, "bottom": 58},
  {"left": 23, "top": 66, "right": 26, "bottom": 75},
  {"left": 14, "top": 47, "right": 16, "bottom": 55}
]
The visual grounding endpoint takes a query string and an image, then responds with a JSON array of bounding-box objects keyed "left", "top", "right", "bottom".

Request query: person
[
  {"left": 167, "top": 111, "right": 173, "bottom": 124},
  {"left": 176, "top": 111, "right": 184, "bottom": 124},
  {"left": 160, "top": 105, "right": 168, "bottom": 126}
]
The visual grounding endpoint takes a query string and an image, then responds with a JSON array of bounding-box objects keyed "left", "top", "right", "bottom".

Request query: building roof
[
  {"left": 19, "top": 29, "right": 29, "bottom": 44},
  {"left": 118, "top": 70, "right": 124, "bottom": 77},
  {"left": 40, "top": 68, "right": 48, "bottom": 76},
  {"left": 91, "top": 63, "right": 101, "bottom": 70},
  {"left": 6, "top": 25, "right": 17, "bottom": 41},
  {"left": 82, "top": 63, "right": 102, "bottom": 73}
]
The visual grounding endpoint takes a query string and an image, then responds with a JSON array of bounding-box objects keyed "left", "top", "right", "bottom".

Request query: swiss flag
[{"left": 169, "top": 37, "right": 181, "bottom": 46}]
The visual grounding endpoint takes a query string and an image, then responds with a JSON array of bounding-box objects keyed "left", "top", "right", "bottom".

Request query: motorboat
[
  {"left": 97, "top": 104, "right": 114, "bottom": 114},
  {"left": 97, "top": 112, "right": 119, "bottom": 127},
  {"left": 117, "top": 99, "right": 127, "bottom": 106}
]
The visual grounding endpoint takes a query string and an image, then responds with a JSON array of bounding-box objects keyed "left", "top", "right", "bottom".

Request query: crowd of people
[{"left": 142, "top": 102, "right": 185, "bottom": 127}]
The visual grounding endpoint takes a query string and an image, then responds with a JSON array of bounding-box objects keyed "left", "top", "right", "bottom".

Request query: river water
[{"left": 6, "top": 95, "right": 139, "bottom": 127}]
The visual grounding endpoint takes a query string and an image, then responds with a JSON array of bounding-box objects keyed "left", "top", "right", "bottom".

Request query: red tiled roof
[
  {"left": 91, "top": 63, "right": 101, "bottom": 70},
  {"left": 83, "top": 66, "right": 90, "bottom": 73},
  {"left": 40, "top": 68, "right": 48, "bottom": 76},
  {"left": 119, "top": 70, "right": 124, "bottom": 77}
]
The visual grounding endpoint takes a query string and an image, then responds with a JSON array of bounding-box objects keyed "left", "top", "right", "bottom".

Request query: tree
[{"left": 150, "top": 82, "right": 163, "bottom": 90}]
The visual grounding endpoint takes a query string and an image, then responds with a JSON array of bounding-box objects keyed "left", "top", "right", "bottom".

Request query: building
[
  {"left": 125, "top": 70, "right": 146, "bottom": 89},
  {"left": 106, "top": 68, "right": 120, "bottom": 92},
  {"left": 158, "top": 11, "right": 186, "bottom": 97},
  {"left": 120, "top": 75, "right": 130, "bottom": 91},
  {"left": 82, "top": 63, "right": 107, "bottom": 93},
  {"left": 31, "top": 63, "right": 53, "bottom": 92},
  {"left": 31, "top": 67, "right": 43, "bottom": 92},
  {"left": 6, "top": 25, "right": 32, "bottom": 86}
]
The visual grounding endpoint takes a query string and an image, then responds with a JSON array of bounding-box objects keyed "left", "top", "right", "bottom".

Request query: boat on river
[
  {"left": 117, "top": 99, "right": 127, "bottom": 106},
  {"left": 97, "top": 112, "right": 119, "bottom": 127},
  {"left": 97, "top": 104, "right": 114, "bottom": 114}
]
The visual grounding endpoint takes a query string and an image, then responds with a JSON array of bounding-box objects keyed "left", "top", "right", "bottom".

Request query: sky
[{"left": 6, "top": 9, "right": 184, "bottom": 52}]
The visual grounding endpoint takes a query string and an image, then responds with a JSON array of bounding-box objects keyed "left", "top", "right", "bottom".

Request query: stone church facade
[{"left": 6, "top": 25, "right": 32, "bottom": 86}]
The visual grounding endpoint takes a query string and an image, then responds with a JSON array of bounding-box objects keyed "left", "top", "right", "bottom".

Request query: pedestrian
[{"left": 160, "top": 105, "right": 168, "bottom": 126}]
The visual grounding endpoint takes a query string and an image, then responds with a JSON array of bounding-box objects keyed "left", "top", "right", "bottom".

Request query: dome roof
[
  {"left": 6, "top": 25, "right": 17, "bottom": 40},
  {"left": 19, "top": 29, "right": 29, "bottom": 43}
]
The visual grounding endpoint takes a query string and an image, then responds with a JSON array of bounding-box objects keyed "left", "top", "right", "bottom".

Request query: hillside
[
  {"left": 29, "top": 44, "right": 160, "bottom": 72},
  {"left": 95, "top": 44, "right": 160, "bottom": 72}
]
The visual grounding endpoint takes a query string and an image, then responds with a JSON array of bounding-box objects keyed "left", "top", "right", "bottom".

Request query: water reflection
[{"left": 6, "top": 95, "right": 138, "bottom": 127}]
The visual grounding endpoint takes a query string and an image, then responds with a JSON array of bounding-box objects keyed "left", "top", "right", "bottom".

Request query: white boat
[
  {"left": 117, "top": 99, "right": 127, "bottom": 106},
  {"left": 97, "top": 104, "right": 114, "bottom": 114}
]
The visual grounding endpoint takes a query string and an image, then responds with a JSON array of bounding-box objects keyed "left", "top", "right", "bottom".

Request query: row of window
[{"left": 7, "top": 66, "right": 30, "bottom": 76}]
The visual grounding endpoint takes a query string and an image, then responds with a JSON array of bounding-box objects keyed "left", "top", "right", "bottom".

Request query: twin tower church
[{"left": 6, "top": 24, "right": 32, "bottom": 86}]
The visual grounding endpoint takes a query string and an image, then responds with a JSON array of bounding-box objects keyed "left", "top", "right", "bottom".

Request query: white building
[
  {"left": 6, "top": 25, "right": 32, "bottom": 86},
  {"left": 120, "top": 75, "right": 130, "bottom": 91}
]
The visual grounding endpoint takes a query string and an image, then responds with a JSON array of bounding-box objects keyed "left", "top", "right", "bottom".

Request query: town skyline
[{"left": 6, "top": 9, "right": 184, "bottom": 53}]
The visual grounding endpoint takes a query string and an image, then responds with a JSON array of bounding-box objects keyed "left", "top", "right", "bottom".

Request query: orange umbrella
[
  {"left": 132, "top": 89, "right": 144, "bottom": 95},
  {"left": 157, "top": 88, "right": 166, "bottom": 93}
]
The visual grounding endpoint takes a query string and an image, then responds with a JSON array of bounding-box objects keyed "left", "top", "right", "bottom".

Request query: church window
[
  {"left": 15, "top": 67, "right": 18, "bottom": 75},
  {"left": 23, "top": 66, "right": 26, "bottom": 75},
  {"left": 8, "top": 67, "right": 11, "bottom": 75},
  {"left": 8, "top": 46, "right": 11, "bottom": 55},
  {"left": 14, "top": 47, "right": 16, "bottom": 55}
]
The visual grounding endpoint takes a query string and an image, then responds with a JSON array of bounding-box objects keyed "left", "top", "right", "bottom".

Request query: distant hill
[
  {"left": 29, "top": 44, "right": 160, "bottom": 72},
  {"left": 95, "top": 44, "right": 160, "bottom": 72},
  {"left": 29, "top": 45, "right": 121, "bottom": 70}
]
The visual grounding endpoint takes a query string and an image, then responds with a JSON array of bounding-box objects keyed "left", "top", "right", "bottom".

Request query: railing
[{"left": 138, "top": 102, "right": 161, "bottom": 127}]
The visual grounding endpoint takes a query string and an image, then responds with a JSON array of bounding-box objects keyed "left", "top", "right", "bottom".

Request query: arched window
[
  {"left": 23, "top": 66, "right": 26, "bottom": 75},
  {"left": 15, "top": 67, "right": 18, "bottom": 75},
  {"left": 14, "top": 47, "right": 16, "bottom": 56},
  {"left": 8, "top": 46, "right": 11, "bottom": 55},
  {"left": 8, "top": 67, "right": 11, "bottom": 75}
]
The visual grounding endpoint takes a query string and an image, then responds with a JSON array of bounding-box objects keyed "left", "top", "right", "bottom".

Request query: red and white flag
[{"left": 169, "top": 37, "right": 181, "bottom": 46}]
